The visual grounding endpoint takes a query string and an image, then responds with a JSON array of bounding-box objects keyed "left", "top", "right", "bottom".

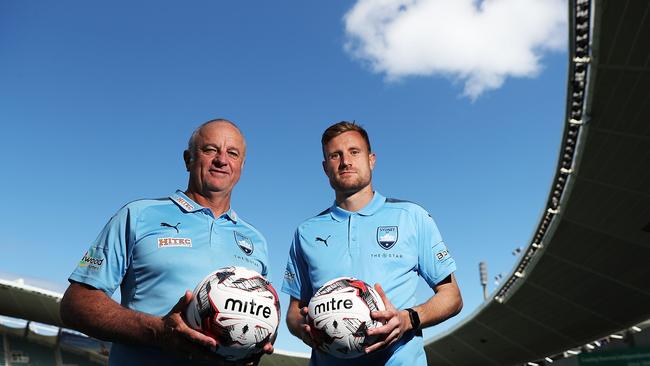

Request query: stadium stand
[
  {"left": 0, "top": 278, "right": 309, "bottom": 365},
  {"left": 5, "top": 335, "right": 56, "bottom": 365},
  {"left": 423, "top": 0, "right": 650, "bottom": 364},
  {"left": 0, "top": 318, "right": 108, "bottom": 366},
  {"left": 0, "top": 336, "right": 4, "bottom": 365}
]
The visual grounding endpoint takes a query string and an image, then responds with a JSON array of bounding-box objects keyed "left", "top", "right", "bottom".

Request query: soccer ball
[
  {"left": 185, "top": 266, "right": 280, "bottom": 361},
  {"left": 307, "top": 277, "right": 386, "bottom": 359}
]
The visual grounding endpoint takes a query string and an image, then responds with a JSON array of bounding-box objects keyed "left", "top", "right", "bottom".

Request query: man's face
[
  {"left": 322, "top": 131, "right": 375, "bottom": 194},
  {"left": 184, "top": 122, "right": 246, "bottom": 195}
]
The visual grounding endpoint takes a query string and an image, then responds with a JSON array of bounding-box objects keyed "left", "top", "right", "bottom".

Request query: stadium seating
[
  {"left": 5, "top": 334, "right": 55, "bottom": 366},
  {"left": 0, "top": 336, "right": 5, "bottom": 366}
]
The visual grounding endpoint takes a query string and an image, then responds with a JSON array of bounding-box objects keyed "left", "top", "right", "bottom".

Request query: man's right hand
[
  {"left": 298, "top": 306, "right": 315, "bottom": 348},
  {"left": 286, "top": 297, "right": 315, "bottom": 348},
  {"left": 157, "top": 291, "right": 222, "bottom": 363}
]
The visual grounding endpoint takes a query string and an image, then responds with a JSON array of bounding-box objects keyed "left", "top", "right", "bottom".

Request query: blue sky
[{"left": 0, "top": 0, "right": 567, "bottom": 354}]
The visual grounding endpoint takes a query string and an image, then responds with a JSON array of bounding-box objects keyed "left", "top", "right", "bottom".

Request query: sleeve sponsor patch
[
  {"left": 284, "top": 270, "right": 297, "bottom": 282},
  {"left": 435, "top": 249, "right": 450, "bottom": 261},
  {"left": 78, "top": 248, "right": 105, "bottom": 271}
]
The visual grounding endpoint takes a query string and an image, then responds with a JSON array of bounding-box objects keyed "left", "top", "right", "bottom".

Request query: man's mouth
[{"left": 210, "top": 169, "right": 229, "bottom": 175}]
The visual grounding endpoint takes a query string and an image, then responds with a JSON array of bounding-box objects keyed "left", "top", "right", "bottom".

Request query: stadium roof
[
  {"left": 0, "top": 278, "right": 64, "bottom": 328},
  {"left": 424, "top": 0, "right": 650, "bottom": 364}
]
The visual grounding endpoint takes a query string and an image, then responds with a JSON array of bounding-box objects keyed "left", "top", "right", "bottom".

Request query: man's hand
[
  {"left": 364, "top": 283, "right": 410, "bottom": 354},
  {"left": 286, "top": 297, "right": 315, "bottom": 348},
  {"left": 158, "top": 291, "right": 232, "bottom": 364},
  {"left": 238, "top": 335, "right": 275, "bottom": 366},
  {"left": 161, "top": 291, "right": 277, "bottom": 366},
  {"left": 298, "top": 306, "right": 316, "bottom": 348}
]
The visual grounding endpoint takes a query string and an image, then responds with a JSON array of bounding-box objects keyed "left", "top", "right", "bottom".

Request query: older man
[{"left": 61, "top": 119, "right": 273, "bottom": 365}]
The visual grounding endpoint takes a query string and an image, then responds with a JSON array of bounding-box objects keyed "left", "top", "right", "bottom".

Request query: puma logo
[
  {"left": 160, "top": 222, "right": 181, "bottom": 233},
  {"left": 315, "top": 235, "right": 331, "bottom": 246}
]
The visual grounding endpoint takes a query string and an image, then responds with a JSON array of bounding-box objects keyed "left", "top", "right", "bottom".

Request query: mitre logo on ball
[
  {"left": 307, "top": 277, "right": 386, "bottom": 359},
  {"left": 185, "top": 266, "right": 280, "bottom": 361}
]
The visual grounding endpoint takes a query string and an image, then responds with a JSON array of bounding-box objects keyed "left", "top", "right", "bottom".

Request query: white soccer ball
[
  {"left": 307, "top": 277, "right": 386, "bottom": 359},
  {"left": 185, "top": 266, "right": 280, "bottom": 361}
]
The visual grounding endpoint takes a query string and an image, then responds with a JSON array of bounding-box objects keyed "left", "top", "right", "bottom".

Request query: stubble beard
[{"left": 330, "top": 173, "right": 372, "bottom": 196}]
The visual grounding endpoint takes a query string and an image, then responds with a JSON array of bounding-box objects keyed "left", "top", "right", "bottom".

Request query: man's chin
[
  {"left": 330, "top": 181, "right": 367, "bottom": 194},
  {"left": 201, "top": 183, "right": 231, "bottom": 194}
]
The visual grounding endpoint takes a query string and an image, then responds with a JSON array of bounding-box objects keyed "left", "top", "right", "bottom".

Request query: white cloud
[{"left": 343, "top": 0, "right": 567, "bottom": 99}]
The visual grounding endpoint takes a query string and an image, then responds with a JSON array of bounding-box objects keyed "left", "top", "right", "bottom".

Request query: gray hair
[{"left": 186, "top": 118, "right": 245, "bottom": 159}]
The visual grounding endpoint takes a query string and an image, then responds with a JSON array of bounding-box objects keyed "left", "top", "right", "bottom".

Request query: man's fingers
[
  {"left": 374, "top": 283, "right": 396, "bottom": 311},
  {"left": 370, "top": 310, "right": 393, "bottom": 323},
  {"left": 174, "top": 338, "right": 223, "bottom": 364},
  {"left": 263, "top": 342, "right": 274, "bottom": 354},
  {"left": 366, "top": 319, "right": 396, "bottom": 337},
  {"left": 183, "top": 327, "right": 217, "bottom": 348},
  {"left": 365, "top": 327, "right": 400, "bottom": 353},
  {"left": 171, "top": 317, "right": 217, "bottom": 348},
  {"left": 365, "top": 340, "right": 386, "bottom": 353},
  {"left": 171, "top": 290, "right": 193, "bottom": 312},
  {"left": 300, "top": 324, "right": 314, "bottom": 347},
  {"left": 300, "top": 306, "right": 309, "bottom": 317}
]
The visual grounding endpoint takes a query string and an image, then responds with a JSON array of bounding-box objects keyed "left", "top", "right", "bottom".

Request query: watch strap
[{"left": 405, "top": 308, "right": 420, "bottom": 330}]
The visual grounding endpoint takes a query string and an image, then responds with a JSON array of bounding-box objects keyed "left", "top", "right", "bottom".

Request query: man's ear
[
  {"left": 369, "top": 152, "right": 376, "bottom": 171},
  {"left": 322, "top": 160, "right": 329, "bottom": 176},
  {"left": 183, "top": 150, "right": 192, "bottom": 172}
]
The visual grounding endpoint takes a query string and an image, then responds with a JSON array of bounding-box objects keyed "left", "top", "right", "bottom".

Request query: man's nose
[
  {"left": 212, "top": 149, "right": 228, "bottom": 165},
  {"left": 339, "top": 153, "right": 351, "bottom": 167}
]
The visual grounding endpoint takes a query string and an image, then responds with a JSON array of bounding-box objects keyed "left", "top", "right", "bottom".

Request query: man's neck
[
  {"left": 335, "top": 185, "right": 374, "bottom": 212},
  {"left": 184, "top": 189, "right": 231, "bottom": 217}
]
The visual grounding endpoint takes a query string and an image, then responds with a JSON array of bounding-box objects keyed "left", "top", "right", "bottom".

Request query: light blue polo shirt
[
  {"left": 69, "top": 191, "right": 270, "bottom": 366},
  {"left": 282, "top": 192, "right": 455, "bottom": 366}
]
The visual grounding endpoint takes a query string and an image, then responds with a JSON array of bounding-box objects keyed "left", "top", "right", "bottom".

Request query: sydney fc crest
[
  {"left": 377, "top": 226, "right": 398, "bottom": 250},
  {"left": 234, "top": 231, "right": 254, "bottom": 255}
]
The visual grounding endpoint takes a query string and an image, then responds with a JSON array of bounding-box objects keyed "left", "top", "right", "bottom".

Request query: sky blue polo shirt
[
  {"left": 69, "top": 191, "right": 270, "bottom": 366},
  {"left": 282, "top": 192, "right": 456, "bottom": 366}
]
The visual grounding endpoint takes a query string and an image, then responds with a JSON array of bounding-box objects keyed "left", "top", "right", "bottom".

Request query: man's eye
[
  {"left": 350, "top": 150, "right": 360, "bottom": 155},
  {"left": 329, "top": 153, "right": 340, "bottom": 160},
  {"left": 228, "top": 151, "right": 240, "bottom": 158}
]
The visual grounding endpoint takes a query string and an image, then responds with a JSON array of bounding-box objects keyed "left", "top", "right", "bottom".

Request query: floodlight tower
[{"left": 479, "top": 261, "right": 488, "bottom": 301}]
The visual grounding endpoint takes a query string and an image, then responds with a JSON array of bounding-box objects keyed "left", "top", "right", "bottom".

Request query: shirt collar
[
  {"left": 170, "top": 190, "right": 238, "bottom": 223},
  {"left": 330, "top": 191, "right": 386, "bottom": 222}
]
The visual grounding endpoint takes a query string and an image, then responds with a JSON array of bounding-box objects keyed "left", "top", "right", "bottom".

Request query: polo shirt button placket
[{"left": 349, "top": 214, "right": 360, "bottom": 257}]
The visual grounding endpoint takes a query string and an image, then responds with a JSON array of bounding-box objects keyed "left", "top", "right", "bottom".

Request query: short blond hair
[{"left": 321, "top": 121, "right": 371, "bottom": 156}]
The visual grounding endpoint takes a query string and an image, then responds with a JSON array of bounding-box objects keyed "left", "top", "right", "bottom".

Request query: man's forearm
[
  {"left": 410, "top": 275, "right": 463, "bottom": 330},
  {"left": 60, "top": 282, "right": 164, "bottom": 347},
  {"left": 413, "top": 288, "right": 462, "bottom": 329}
]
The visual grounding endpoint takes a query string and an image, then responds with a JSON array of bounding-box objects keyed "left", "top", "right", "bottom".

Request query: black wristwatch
[{"left": 405, "top": 308, "right": 421, "bottom": 330}]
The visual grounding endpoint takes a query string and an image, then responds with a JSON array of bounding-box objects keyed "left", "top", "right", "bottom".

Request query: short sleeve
[
  {"left": 416, "top": 209, "right": 456, "bottom": 288},
  {"left": 281, "top": 229, "right": 312, "bottom": 302},
  {"left": 68, "top": 205, "right": 135, "bottom": 295}
]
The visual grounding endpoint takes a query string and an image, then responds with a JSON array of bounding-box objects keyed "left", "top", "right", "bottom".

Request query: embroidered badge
[
  {"left": 377, "top": 226, "right": 398, "bottom": 250},
  {"left": 234, "top": 231, "right": 254, "bottom": 255}
]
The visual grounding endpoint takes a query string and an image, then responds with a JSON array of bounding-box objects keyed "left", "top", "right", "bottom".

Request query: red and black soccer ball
[
  {"left": 185, "top": 267, "right": 280, "bottom": 361},
  {"left": 307, "top": 277, "right": 386, "bottom": 359}
]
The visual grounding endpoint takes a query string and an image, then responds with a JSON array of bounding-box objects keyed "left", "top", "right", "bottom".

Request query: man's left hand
[
  {"left": 364, "top": 283, "right": 410, "bottom": 354},
  {"left": 238, "top": 331, "right": 275, "bottom": 366}
]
